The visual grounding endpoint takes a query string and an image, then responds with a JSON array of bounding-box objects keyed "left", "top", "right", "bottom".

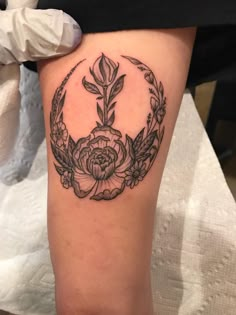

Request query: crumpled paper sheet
[{"left": 0, "top": 67, "right": 236, "bottom": 315}]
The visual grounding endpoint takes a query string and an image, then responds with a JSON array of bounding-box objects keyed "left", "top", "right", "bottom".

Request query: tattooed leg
[{"left": 38, "top": 28, "right": 196, "bottom": 315}]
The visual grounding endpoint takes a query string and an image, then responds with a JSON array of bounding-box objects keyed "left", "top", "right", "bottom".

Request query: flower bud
[
  {"left": 150, "top": 97, "right": 158, "bottom": 111},
  {"left": 90, "top": 53, "right": 119, "bottom": 87},
  {"left": 145, "top": 71, "right": 154, "bottom": 84},
  {"left": 156, "top": 106, "right": 166, "bottom": 124}
]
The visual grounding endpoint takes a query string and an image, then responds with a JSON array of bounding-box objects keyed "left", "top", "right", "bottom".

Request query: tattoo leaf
[
  {"left": 59, "top": 112, "right": 63, "bottom": 122},
  {"left": 52, "top": 59, "right": 85, "bottom": 121},
  {"left": 50, "top": 112, "right": 53, "bottom": 129},
  {"left": 54, "top": 164, "right": 66, "bottom": 176},
  {"left": 138, "top": 66, "right": 147, "bottom": 71},
  {"left": 68, "top": 135, "right": 76, "bottom": 161},
  {"left": 159, "top": 81, "right": 164, "bottom": 97},
  {"left": 136, "top": 131, "right": 157, "bottom": 157},
  {"left": 150, "top": 154, "right": 156, "bottom": 163},
  {"left": 160, "top": 126, "right": 165, "bottom": 143},
  {"left": 82, "top": 77, "right": 100, "bottom": 94},
  {"left": 126, "top": 135, "right": 135, "bottom": 160},
  {"left": 133, "top": 128, "right": 145, "bottom": 152},
  {"left": 51, "top": 142, "right": 71, "bottom": 168},
  {"left": 108, "top": 102, "right": 116, "bottom": 112},
  {"left": 109, "top": 75, "right": 125, "bottom": 103},
  {"left": 122, "top": 55, "right": 142, "bottom": 65},
  {"left": 149, "top": 88, "right": 155, "bottom": 95},
  {"left": 136, "top": 153, "right": 151, "bottom": 161},
  {"left": 57, "top": 91, "right": 66, "bottom": 116},
  {"left": 51, "top": 87, "right": 60, "bottom": 121},
  {"left": 97, "top": 103, "right": 104, "bottom": 123},
  {"left": 107, "top": 111, "right": 115, "bottom": 126}
]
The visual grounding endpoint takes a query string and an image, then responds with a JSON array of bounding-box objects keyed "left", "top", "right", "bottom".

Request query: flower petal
[
  {"left": 63, "top": 182, "right": 69, "bottom": 189},
  {"left": 62, "top": 129, "right": 68, "bottom": 141},
  {"left": 114, "top": 139, "right": 127, "bottom": 168},
  {"left": 90, "top": 67, "right": 104, "bottom": 86},
  {"left": 91, "top": 126, "right": 121, "bottom": 148},
  {"left": 125, "top": 170, "right": 132, "bottom": 176},
  {"left": 130, "top": 182, "right": 135, "bottom": 189},
  {"left": 78, "top": 147, "right": 91, "bottom": 174},
  {"left": 73, "top": 136, "right": 90, "bottom": 165},
  {"left": 73, "top": 171, "right": 97, "bottom": 198},
  {"left": 57, "top": 138, "right": 64, "bottom": 147},
  {"left": 125, "top": 175, "right": 132, "bottom": 181},
  {"left": 60, "top": 123, "right": 66, "bottom": 130},
  {"left": 91, "top": 173, "right": 125, "bottom": 200},
  {"left": 52, "top": 134, "right": 57, "bottom": 143},
  {"left": 141, "top": 168, "right": 146, "bottom": 175},
  {"left": 126, "top": 179, "right": 132, "bottom": 186},
  {"left": 116, "top": 138, "right": 133, "bottom": 173},
  {"left": 87, "top": 135, "right": 110, "bottom": 149}
]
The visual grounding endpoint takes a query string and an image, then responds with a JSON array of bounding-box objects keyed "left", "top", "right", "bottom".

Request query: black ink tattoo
[{"left": 50, "top": 54, "right": 166, "bottom": 200}]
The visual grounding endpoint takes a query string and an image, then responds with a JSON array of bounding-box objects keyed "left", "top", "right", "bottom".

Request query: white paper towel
[{"left": 0, "top": 67, "right": 235, "bottom": 315}]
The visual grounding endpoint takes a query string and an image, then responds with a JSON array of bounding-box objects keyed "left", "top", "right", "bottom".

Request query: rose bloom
[{"left": 72, "top": 126, "right": 132, "bottom": 200}]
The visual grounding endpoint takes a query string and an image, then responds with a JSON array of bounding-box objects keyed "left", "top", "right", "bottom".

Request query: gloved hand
[{"left": 0, "top": 0, "right": 82, "bottom": 165}]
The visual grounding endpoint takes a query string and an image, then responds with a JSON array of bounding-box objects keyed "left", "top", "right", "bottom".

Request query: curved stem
[
  {"left": 148, "top": 114, "right": 156, "bottom": 134},
  {"left": 150, "top": 120, "right": 157, "bottom": 134}
]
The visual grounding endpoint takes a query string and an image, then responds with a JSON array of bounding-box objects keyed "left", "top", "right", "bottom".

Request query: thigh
[{"left": 38, "top": 28, "right": 196, "bottom": 314}]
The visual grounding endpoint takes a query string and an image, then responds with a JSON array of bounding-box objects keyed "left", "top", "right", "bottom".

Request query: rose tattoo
[{"left": 50, "top": 54, "right": 166, "bottom": 200}]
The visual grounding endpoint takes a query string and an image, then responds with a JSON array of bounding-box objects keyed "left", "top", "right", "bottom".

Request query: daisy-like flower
[
  {"left": 125, "top": 161, "right": 146, "bottom": 189},
  {"left": 52, "top": 121, "right": 68, "bottom": 147},
  {"left": 61, "top": 170, "right": 72, "bottom": 189}
]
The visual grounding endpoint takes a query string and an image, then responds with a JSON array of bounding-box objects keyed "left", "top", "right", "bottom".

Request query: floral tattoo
[{"left": 50, "top": 54, "right": 166, "bottom": 200}]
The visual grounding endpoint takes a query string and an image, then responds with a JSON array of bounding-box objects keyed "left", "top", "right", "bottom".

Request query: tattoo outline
[{"left": 50, "top": 54, "right": 166, "bottom": 200}]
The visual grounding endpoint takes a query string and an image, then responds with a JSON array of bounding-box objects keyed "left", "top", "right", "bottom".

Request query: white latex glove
[{"left": 0, "top": 0, "right": 82, "bottom": 165}]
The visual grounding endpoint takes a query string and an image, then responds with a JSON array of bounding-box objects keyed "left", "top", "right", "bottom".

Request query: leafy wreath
[{"left": 50, "top": 54, "right": 166, "bottom": 200}]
